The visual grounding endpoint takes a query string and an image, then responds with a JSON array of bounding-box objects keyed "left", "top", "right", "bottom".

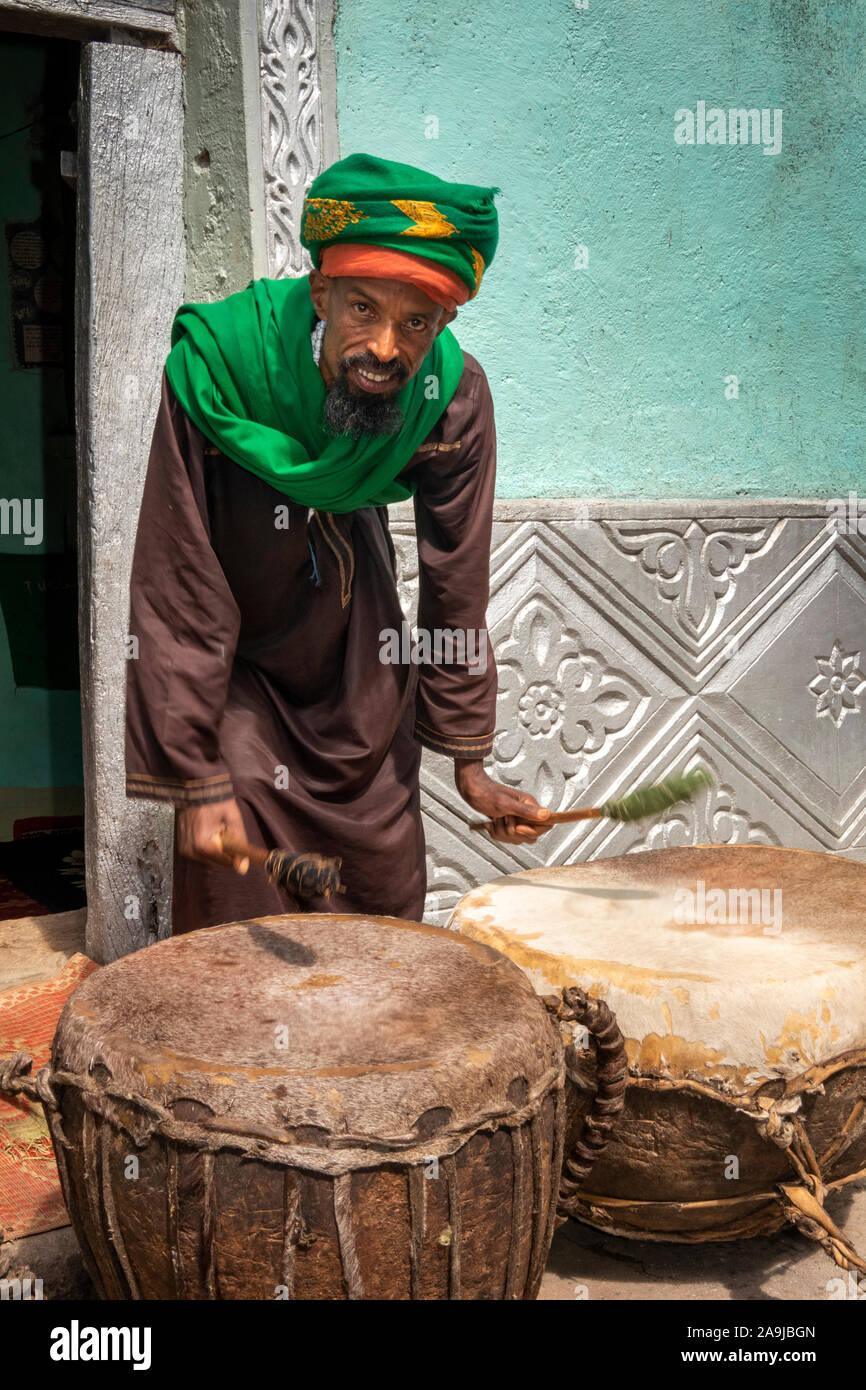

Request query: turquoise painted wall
[
  {"left": 333, "top": 0, "right": 865, "bottom": 498},
  {"left": 0, "top": 34, "right": 82, "bottom": 794}
]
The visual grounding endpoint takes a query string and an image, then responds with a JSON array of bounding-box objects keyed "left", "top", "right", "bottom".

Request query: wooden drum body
[
  {"left": 41, "top": 915, "right": 566, "bottom": 1300},
  {"left": 452, "top": 846, "right": 866, "bottom": 1248}
]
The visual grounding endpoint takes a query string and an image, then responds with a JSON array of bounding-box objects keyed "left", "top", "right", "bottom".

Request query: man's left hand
[{"left": 454, "top": 759, "right": 551, "bottom": 844}]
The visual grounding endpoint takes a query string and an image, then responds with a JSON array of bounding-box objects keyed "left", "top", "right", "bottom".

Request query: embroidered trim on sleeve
[
  {"left": 126, "top": 772, "right": 235, "bottom": 806},
  {"left": 414, "top": 718, "right": 495, "bottom": 744},
  {"left": 414, "top": 440, "right": 462, "bottom": 454},
  {"left": 413, "top": 719, "right": 495, "bottom": 757}
]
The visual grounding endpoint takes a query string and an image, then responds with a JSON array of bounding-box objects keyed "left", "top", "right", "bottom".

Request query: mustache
[{"left": 340, "top": 352, "right": 407, "bottom": 381}]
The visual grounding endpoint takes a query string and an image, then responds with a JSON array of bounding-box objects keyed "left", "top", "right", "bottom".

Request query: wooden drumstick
[
  {"left": 217, "top": 832, "right": 345, "bottom": 900},
  {"left": 215, "top": 833, "right": 255, "bottom": 875},
  {"left": 470, "top": 770, "right": 713, "bottom": 836}
]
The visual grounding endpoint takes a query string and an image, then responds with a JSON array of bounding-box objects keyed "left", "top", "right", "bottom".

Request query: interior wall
[{"left": 0, "top": 31, "right": 82, "bottom": 838}]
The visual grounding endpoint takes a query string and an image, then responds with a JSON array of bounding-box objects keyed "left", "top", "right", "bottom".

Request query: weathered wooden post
[{"left": 75, "top": 40, "right": 184, "bottom": 960}]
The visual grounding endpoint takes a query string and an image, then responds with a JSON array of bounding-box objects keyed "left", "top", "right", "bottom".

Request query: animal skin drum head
[
  {"left": 53, "top": 913, "right": 561, "bottom": 1151},
  {"left": 450, "top": 845, "right": 866, "bottom": 1086}
]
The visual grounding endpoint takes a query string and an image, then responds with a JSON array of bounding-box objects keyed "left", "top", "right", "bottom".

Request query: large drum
[
  {"left": 451, "top": 846, "right": 866, "bottom": 1259},
  {"left": 7, "top": 915, "right": 569, "bottom": 1300}
]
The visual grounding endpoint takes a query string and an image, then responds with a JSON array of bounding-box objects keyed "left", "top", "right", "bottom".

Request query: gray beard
[{"left": 322, "top": 363, "right": 404, "bottom": 440}]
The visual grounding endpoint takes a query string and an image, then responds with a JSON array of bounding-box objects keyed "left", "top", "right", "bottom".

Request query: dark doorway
[{"left": 0, "top": 31, "right": 84, "bottom": 920}]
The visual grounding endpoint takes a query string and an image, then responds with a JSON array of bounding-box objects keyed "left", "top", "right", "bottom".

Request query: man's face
[{"left": 308, "top": 271, "right": 456, "bottom": 438}]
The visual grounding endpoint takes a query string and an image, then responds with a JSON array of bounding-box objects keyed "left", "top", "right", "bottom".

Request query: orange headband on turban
[{"left": 319, "top": 244, "right": 469, "bottom": 314}]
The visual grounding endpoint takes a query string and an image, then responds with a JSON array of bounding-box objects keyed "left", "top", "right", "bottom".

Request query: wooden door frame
[{"left": 75, "top": 39, "right": 184, "bottom": 959}]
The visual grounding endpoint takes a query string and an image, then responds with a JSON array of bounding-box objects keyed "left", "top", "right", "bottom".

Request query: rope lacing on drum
[
  {"left": 0, "top": 1049, "right": 566, "bottom": 1175},
  {"left": 542, "top": 999, "right": 866, "bottom": 1277},
  {"left": 0, "top": 1050, "right": 59, "bottom": 1110},
  {"left": 738, "top": 1088, "right": 866, "bottom": 1275},
  {"left": 542, "top": 986, "right": 629, "bottom": 1228}
]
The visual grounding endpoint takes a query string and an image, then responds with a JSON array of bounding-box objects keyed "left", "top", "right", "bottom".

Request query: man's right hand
[{"left": 175, "top": 797, "right": 250, "bottom": 873}]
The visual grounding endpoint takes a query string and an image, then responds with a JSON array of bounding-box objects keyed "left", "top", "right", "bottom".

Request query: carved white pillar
[{"left": 259, "top": 0, "right": 339, "bottom": 278}]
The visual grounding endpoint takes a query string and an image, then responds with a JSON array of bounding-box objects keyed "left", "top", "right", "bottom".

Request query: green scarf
[{"left": 163, "top": 273, "right": 465, "bottom": 513}]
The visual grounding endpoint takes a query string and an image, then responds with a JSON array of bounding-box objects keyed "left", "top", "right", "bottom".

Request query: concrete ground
[
  {"left": 9, "top": 1193, "right": 866, "bottom": 1300},
  {"left": 539, "top": 1180, "right": 866, "bottom": 1301},
  {"left": 0, "top": 907, "right": 87, "bottom": 992}
]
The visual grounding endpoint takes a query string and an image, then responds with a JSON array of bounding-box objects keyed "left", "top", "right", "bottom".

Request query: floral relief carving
[
  {"left": 493, "top": 598, "right": 646, "bottom": 805},
  {"left": 519, "top": 682, "right": 564, "bottom": 737},
  {"left": 603, "top": 520, "right": 779, "bottom": 642},
  {"left": 809, "top": 642, "right": 865, "bottom": 728}
]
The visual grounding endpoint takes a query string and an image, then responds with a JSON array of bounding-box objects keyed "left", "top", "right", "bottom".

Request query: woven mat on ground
[{"left": 0, "top": 952, "right": 99, "bottom": 1239}]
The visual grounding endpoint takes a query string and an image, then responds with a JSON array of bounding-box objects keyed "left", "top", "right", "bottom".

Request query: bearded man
[{"left": 125, "top": 153, "right": 549, "bottom": 934}]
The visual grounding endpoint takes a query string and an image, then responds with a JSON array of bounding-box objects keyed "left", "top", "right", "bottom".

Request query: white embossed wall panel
[{"left": 388, "top": 503, "right": 866, "bottom": 924}]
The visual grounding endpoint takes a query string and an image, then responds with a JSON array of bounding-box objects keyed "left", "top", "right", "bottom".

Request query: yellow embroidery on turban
[
  {"left": 468, "top": 246, "right": 485, "bottom": 297},
  {"left": 391, "top": 200, "right": 459, "bottom": 239},
  {"left": 302, "top": 198, "right": 368, "bottom": 243}
]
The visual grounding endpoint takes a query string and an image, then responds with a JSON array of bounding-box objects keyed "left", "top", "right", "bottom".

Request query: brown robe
[{"left": 125, "top": 351, "right": 497, "bottom": 932}]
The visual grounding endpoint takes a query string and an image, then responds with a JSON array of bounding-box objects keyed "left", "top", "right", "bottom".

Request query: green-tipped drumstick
[{"left": 470, "top": 769, "right": 713, "bottom": 836}]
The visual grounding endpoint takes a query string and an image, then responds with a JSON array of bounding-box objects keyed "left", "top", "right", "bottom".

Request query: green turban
[{"left": 300, "top": 152, "right": 500, "bottom": 299}]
